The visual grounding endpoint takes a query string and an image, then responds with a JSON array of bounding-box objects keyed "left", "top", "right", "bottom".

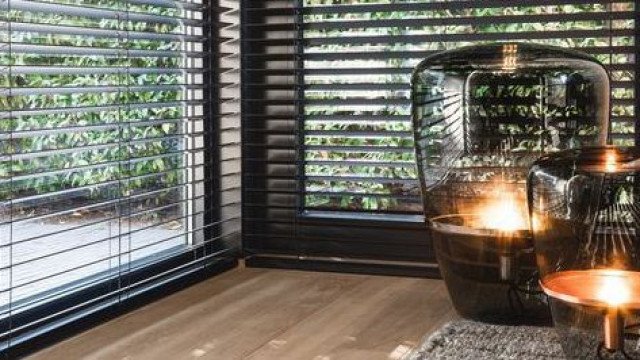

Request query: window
[
  {"left": 0, "top": 0, "right": 239, "bottom": 351},
  {"left": 302, "top": 0, "right": 636, "bottom": 215},
  {"left": 241, "top": 0, "right": 637, "bottom": 271}
]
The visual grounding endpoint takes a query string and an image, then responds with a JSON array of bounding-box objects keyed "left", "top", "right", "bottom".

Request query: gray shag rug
[{"left": 406, "top": 320, "right": 565, "bottom": 360}]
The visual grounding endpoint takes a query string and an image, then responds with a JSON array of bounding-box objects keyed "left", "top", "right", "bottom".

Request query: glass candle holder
[
  {"left": 529, "top": 147, "right": 640, "bottom": 358},
  {"left": 412, "top": 42, "right": 610, "bottom": 324}
]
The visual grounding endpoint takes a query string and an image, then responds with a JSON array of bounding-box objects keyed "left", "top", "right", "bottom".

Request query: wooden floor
[{"left": 27, "top": 264, "right": 456, "bottom": 360}]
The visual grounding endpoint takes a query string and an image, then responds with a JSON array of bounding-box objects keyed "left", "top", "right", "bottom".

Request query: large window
[
  {"left": 302, "top": 0, "right": 636, "bottom": 215},
  {"left": 241, "top": 0, "right": 637, "bottom": 273},
  {"left": 0, "top": 0, "right": 239, "bottom": 351}
]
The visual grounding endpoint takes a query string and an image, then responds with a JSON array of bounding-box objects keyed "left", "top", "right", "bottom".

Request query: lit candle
[
  {"left": 596, "top": 271, "right": 631, "bottom": 306},
  {"left": 476, "top": 196, "right": 528, "bottom": 281},
  {"left": 597, "top": 271, "right": 629, "bottom": 351},
  {"left": 478, "top": 197, "right": 528, "bottom": 232},
  {"left": 541, "top": 269, "right": 640, "bottom": 352},
  {"left": 605, "top": 150, "right": 618, "bottom": 173}
]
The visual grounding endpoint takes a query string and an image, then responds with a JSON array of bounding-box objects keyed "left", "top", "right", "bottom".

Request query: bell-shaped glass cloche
[
  {"left": 529, "top": 147, "right": 640, "bottom": 359},
  {"left": 412, "top": 43, "right": 610, "bottom": 323}
]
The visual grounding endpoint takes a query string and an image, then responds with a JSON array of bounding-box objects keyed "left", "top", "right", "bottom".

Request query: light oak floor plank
[{"left": 26, "top": 265, "right": 455, "bottom": 360}]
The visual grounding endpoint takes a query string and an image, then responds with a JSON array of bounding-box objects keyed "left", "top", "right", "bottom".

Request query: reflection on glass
[
  {"left": 0, "top": 0, "right": 201, "bottom": 317},
  {"left": 413, "top": 42, "right": 610, "bottom": 324},
  {"left": 530, "top": 147, "right": 640, "bottom": 358}
]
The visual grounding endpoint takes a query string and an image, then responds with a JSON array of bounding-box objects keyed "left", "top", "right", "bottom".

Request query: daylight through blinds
[
  {"left": 0, "top": 0, "right": 239, "bottom": 350},
  {"left": 301, "top": 0, "right": 636, "bottom": 214}
]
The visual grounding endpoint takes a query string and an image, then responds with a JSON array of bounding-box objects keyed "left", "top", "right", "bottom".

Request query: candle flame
[
  {"left": 597, "top": 270, "right": 631, "bottom": 306},
  {"left": 605, "top": 151, "right": 618, "bottom": 173},
  {"left": 531, "top": 214, "right": 543, "bottom": 232},
  {"left": 478, "top": 197, "right": 527, "bottom": 232}
]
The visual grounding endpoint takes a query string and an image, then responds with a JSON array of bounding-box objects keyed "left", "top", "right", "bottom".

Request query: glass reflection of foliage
[
  {"left": 413, "top": 44, "right": 609, "bottom": 219},
  {"left": 412, "top": 43, "right": 610, "bottom": 324},
  {"left": 528, "top": 147, "right": 640, "bottom": 359},
  {"left": 302, "top": 0, "right": 635, "bottom": 213}
]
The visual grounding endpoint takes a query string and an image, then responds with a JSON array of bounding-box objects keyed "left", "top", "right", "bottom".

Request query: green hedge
[{"left": 1, "top": 1, "right": 187, "bottom": 204}]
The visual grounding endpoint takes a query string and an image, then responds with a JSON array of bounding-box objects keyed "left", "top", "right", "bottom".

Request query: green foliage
[
  {"left": 1, "top": 0, "right": 189, "bottom": 205},
  {"left": 302, "top": 1, "right": 635, "bottom": 212}
]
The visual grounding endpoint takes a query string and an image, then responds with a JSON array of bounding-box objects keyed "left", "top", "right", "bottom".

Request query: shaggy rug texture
[
  {"left": 406, "top": 320, "right": 640, "bottom": 359},
  {"left": 406, "top": 320, "right": 566, "bottom": 360}
]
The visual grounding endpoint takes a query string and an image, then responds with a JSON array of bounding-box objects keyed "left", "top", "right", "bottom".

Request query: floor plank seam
[
  {"left": 25, "top": 269, "right": 455, "bottom": 360},
  {"left": 241, "top": 277, "right": 371, "bottom": 359}
]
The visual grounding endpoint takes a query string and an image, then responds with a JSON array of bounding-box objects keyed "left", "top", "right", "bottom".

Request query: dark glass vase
[
  {"left": 529, "top": 147, "right": 640, "bottom": 359},
  {"left": 412, "top": 43, "right": 610, "bottom": 324}
]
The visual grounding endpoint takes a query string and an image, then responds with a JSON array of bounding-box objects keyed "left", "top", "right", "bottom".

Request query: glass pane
[
  {"left": 0, "top": 0, "right": 205, "bottom": 313},
  {"left": 302, "top": 0, "right": 636, "bottom": 213}
]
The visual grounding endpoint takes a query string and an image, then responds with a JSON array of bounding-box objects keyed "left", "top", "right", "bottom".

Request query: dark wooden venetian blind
[{"left": 241, "top": 0, "right": 638, "bottom": 273}]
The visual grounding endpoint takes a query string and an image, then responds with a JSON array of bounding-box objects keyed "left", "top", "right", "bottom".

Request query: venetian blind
[{"left": 0, "top": 0, "right": 240, "bottom": 353}]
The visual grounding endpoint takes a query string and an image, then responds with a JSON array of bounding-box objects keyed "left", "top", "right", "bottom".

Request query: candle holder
[
  {"left": 430, "top": 214, "right": 545, "bottom": 323},
  {"left": 412, "top": 43, "right": 610, "bottom": 323},
  {"left": 529, "top": 147, "right": 640, "bottom": 359}
]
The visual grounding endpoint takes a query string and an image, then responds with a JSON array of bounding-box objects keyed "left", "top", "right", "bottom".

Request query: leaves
[
  {"left": 1, "top": 1, "right": 186, "bottom": 205},
  {"left": 301, "top": 1, "right": 632, "bottom": 212}
]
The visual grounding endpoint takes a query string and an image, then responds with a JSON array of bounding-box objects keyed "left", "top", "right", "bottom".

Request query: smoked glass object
[
  {"left": 529, "top": 147, "right": 640, "bottom": 359},
  {"left": 412, "top": 43, "right": 610, "bottom": 323}
]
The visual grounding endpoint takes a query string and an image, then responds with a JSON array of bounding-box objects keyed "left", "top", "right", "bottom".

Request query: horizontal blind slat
[
  {"left": 303, "top": 1, "right": 635, "bottom": 214},
  {"left": 0, "top": 0, "right": 237, "bottom": 347}
]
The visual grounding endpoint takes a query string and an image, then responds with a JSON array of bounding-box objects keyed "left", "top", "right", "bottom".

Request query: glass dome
[
  {"left": 412, "top": 42, "right": 610, "bottom": 324},
  {"left": 529, "top": 147, "right": 640, "bottom": 358}
]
